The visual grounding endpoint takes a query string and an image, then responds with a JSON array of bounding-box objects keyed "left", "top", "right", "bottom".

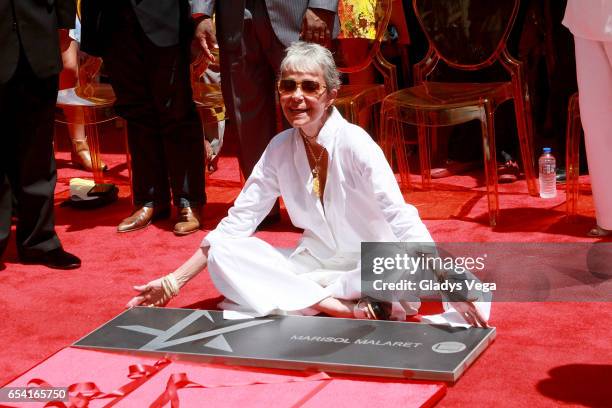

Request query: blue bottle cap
[{"left": 543, "top": 147, "right": 552, "bottom": 153}]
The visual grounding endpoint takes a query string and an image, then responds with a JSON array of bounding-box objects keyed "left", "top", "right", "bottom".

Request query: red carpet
[{"left": 1, "top": 146, "right": 611, "bottom": 407}]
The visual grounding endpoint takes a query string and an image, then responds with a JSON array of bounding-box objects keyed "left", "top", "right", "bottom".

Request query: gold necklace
[{"left": 301, "top": 131, "right": 325, "bottom": 198}]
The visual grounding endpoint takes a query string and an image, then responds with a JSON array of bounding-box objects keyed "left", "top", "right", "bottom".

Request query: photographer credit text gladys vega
[{"left": 370, "top": 252, "right": 497, "bottom": 294}]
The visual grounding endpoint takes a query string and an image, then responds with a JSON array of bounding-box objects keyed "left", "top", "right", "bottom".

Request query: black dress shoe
[{"left": 21, "top": 248, "right": 81, "bottom": 270}]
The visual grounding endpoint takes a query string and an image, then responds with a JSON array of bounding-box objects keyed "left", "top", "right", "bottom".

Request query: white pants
[
  {"left": 206, "top": 236, "right": 490, "bottom": 326},
  {"left": 207, "top": 236, "right": 362, "bottom": 317},
  {"left": 574, "top": 36, "right": 612, "bottom": 229}
]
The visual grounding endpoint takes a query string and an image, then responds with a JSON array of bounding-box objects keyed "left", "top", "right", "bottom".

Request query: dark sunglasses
[{"left": 277, "top": 79, "right": 327, "bottom": 96}]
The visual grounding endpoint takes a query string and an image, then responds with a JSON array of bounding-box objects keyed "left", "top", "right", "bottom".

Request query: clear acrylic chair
[
  {"left": 333, "top": 0, "right": 406, "bottom": 187},
  {"left": 333, "top": 0, "right": 396, "bottom": 120},
  {"left": 380, "top": 0, "right": 538, "bottom": 227}
]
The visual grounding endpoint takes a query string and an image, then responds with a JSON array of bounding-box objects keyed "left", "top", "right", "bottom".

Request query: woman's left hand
[{"left": 126, "top": 278, "right": 170, "bottom": 308}]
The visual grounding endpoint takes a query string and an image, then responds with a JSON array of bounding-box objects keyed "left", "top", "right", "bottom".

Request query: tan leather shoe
[
  {"left": 174, "top": 206, "right": 202, "bottom": 236},
  {"left": 71, "top": 140, "right": 108, "bottom": 172},
  {"left": 117, "top": 206, "right": 169, "bottom": 233}
]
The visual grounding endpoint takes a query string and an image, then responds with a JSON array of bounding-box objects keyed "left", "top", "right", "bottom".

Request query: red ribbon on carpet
[
  {"left": 27, "top": 358, "right": 171, "bottom": 408},
  {"left": 148, "top": 371, "right": 331, "bottom": 408}
]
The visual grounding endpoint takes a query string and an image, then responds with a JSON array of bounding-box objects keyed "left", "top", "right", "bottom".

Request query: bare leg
[
  {"left": 312, "top": 297, "right": 380, "bottom": 319},
  {"left": 312, "top": 297, "right": 356, "bottom": 318},
  {"left": 60, "top": 39, "right": 105, "bottom": 172},
  {"left": 59, "top": 38, "right": 78, "bottom": 90}
]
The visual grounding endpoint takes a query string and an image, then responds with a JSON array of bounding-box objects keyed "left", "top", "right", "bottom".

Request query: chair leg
[
  {"left": 512, "top": 74, "right": 538, "bottom": 197},
  {"left": 348, "top": 101, "right": 358, "bottom": 124},
  {"left": 83, "top": 109, "right": 105, "bottom": 185},
  {"left": 393, "top": 118, "right": 411, "bottom": 191},
  {"left": 371, "top": 104, "right": 380, "bottom": 143},
  {"left": 566, "top": 93, "right": 581, "bottom": 220},
  {"left": 481, "top": 103, "right": 499, "bottom": 228},
  {"left": 380, "top": 105, "right": 411, "bottom": 191},
  {"left": 379, "top": 103, "right": 393, "bottom": 162},
  {"left": 417, "top": 123, "right": 432, "bottom": 190},
  {"left": 121, "top": 119, "right": 134, "bottom": 204},
  {"left": 429, "top": 127, "right": 440, "bottom": 167}
]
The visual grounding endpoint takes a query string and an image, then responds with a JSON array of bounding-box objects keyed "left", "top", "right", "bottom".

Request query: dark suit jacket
[
  {"left": 0, "top": 0, "right": 76, "bottom": 84},
  {"left": 80, "top": 0, "right": 200, "bottom": 57}
]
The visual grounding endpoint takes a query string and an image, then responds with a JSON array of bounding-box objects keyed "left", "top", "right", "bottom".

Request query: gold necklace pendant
[
  {"left": 301, "top": 131, "right": 325, "bottom": 198},
  {"left": 312, "top": 169, "right": 321, "bottom": 198}
]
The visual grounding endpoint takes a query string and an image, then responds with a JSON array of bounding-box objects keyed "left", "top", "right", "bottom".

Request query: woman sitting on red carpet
[{"left": 127, "top": 42, "right": 488, "bottom": 327}]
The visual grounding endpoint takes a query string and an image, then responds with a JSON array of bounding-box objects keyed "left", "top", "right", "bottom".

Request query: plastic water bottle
[{"left": 539, "top": 147, "right": 556, "bottom": 198}]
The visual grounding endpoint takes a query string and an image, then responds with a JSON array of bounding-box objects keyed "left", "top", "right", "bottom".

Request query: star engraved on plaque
[{"left": 117, "top": 310, "right": 273, "bottom": 352}]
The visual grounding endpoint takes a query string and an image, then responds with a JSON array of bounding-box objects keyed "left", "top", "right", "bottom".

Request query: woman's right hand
[
  {"left": 125, "top": 278, "right": 170, "bottom": 308},
  {"left": 125, "top": 246, "right": 209, "bottom": 308}
]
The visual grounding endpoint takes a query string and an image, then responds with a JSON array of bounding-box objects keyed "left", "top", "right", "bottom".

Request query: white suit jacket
[
  {"left": 203, "top": 108, "right": 432, "bottom": 261},
  {"left": 563, "top": 0, "right": 612, "bottom": 41}
]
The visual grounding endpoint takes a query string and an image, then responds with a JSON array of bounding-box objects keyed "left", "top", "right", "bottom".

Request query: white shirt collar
[{"left": 292, "top": 107, "right": 343, "bottom": 159}]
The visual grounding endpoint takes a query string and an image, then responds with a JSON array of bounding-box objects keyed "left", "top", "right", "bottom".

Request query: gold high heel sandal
[{"left": 71, "top": 139, "right": 107, "bottom": 172}]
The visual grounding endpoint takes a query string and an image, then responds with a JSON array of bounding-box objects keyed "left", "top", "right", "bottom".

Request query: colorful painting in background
[{"left": 338, "top": 0, "right": 378, "bottom": 39}]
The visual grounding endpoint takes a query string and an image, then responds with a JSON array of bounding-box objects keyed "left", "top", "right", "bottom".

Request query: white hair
[{"left": 280, "top": 41, "right": 342, "bottom": 92}]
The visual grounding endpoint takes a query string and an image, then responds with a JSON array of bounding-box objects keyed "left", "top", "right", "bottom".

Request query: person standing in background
[
  {"left": 0, "top": 0, "right": 81, "bottom": 270},
  {"left": 80, "top": 0, "right": 214, "bottom": 235},
  {"left": 563, "top": 0, "right": 612, "bottom": 237},
  {"left": 194, "top": 0, "right": 338, "bottom": 224}
]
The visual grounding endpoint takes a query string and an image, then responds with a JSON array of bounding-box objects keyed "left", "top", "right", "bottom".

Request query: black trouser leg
[
  {"left": 218, "top": 0, "right": 287, "bottom": 180},
  {"left": 104, "top": 3, "right": 205, "bottom": 209},
  {"left": 124, "top": 121, "right": 171, "bottom": 207},
  {"left": 0, "top": 55, "right": 60, "bottom": 258},
  {"left": 153, "top": 35, "right": 205, "bottom": 208},
  {"left": 0, "top": 176, "right": 11, "bottom": 257}
]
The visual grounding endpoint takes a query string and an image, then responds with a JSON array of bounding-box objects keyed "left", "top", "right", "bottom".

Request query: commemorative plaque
[{"left": 74, "top": 307, "right": 495, "bottom": 382}]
